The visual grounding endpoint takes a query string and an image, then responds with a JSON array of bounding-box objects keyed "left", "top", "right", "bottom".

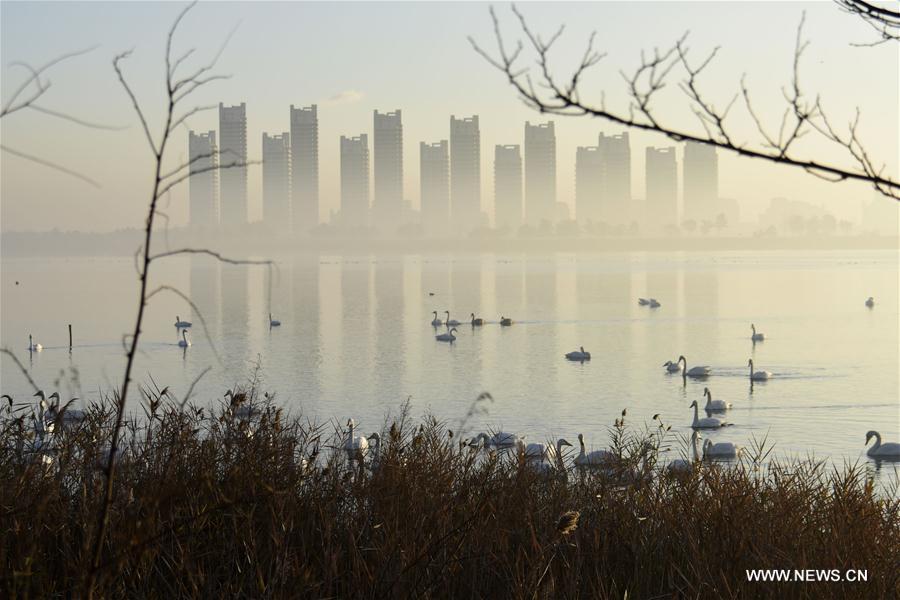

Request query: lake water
[{"left": 2, "top": 250, "right": 898, "bottom": 477}]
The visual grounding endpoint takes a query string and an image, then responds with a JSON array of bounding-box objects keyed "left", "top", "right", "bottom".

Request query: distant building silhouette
[
  {"left": 290, "top": 104, "right": 319, "bottom": 234},
  {"left": 420, "top": 140, "right": 449, "bottom": 235},
  {"left": 262, "top": 132, "right": 291, "bottom": 233},
  {"left": 683, "top": 141, "right": 718, "bottom": 224},
  {"left": 597, "top": 132, "right": 631, "bottom": 225},
  {"left": 218, "top": 103, "right": 248, "bottom": 226},
  {"left": 340, "top": 134, "right": 369, "bottom": 228},
  {"left": 575, "top": 145, "right": 603, "bottom": 225},
  {"left": 524, "top": 121, "right": 556, "bottom": 227},
  {"left": 188, "top": 130, "right": 218, "bottom": 227},
  {"left": 645, "top": 146, "right": 678, "bottom": 231},
  {"left": 494, "top": 144, "right": 522, "bottom": 231},
  {"left": 450, "top": 115, "right": 481, "bottom": 233},
  {"left": 373, "top": 109, "right": 403, "bottom": 231}
]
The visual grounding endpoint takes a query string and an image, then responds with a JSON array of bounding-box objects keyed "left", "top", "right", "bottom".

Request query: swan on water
[
  {"left": 444, "top": 311, "right": 461, "bottom": 327},
  {"left": 522, "top": 438, "right": 572, "bottom": 462},
  {"left": 663, "top": 360, "right": 683, "bottom": 373},
  {"left": 565, "top": 346, "right": 591, "bottom": 361},
  {"left": 470, "top": 313, "right": 484, "bottom": 326},
  {"left": 574, "top": 433, "right": 615, "bottom": 468},
  {"left": 703, "top": 439, "right": 741, "bottom": 460},
  {"left": 178, "top": 330, "right": 191, "bottom": 348},
  {"left": 269, "top": 313, "right": 281, "bottom": 327},
  {"left": 667, "top": 430, "right": 701, "bottom": 474},
  {"left": 748, "top": 358, "right": 772, "bottom": 381},
  {"left": 751, "top": 323, "right": 765, "bottom": 341},
  {"left": 343, "top": 419, "right": 370, "bottom": 462},
  {"left": 44, "top": 392, "right": 87, "bottom": 429},
  {"left": 865, "top": 431, "right": 900, "bottom": 459},
  {"left": 174, "top": 316, "right": 192, "bottom": 328},
  {"left": 865, "top": 297, "right": 875, "bottom": 308},
  {"left": 430, "top": 311, "right": 443, "bottom": 326},
  {"left": 472, "top": 431, "right": 525, "bottom": 450},
  {"left": 649, "top": 298, "right": 661, "bottom": 308},
  {"left": 500, "top": 316, "right": 513, "bottom": 326},
  {"left": 678, "top": 355, "right": 711, "bottom": 379},
  {"left": 689, "top": 400, "right": 728, "bottom": 429},
  {"left": 435, "top": 327, "right": 457, "bottom": 342},
  {"left": 27, "top": 334, "right": 42, "bottom": 352},
  {"left": 638, "top": 298, "right": 650, "bottom": 306},
  {"left": 703, "top": 387, "right": 731, "bottom": 412}
]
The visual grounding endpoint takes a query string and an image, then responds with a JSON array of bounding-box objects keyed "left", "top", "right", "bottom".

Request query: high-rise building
[
  {"left": 373, "top": 109, "right": 403, "bottom": 231},
  {"left": 188, "top": 130, "right": 218, "bottom": 227},
  {"left": 645, "top": 146, "right": 678, "bottom": 230},
  {"left": 575, "top": 145, "right": 603, "bottom": 224},
  {"left": 494, "top": 144, "right": 522, "bottom": 231},
  {"left": 597, "top": 132, "right": 631, "bottom": 225},
  {"left": 290, "top": 104, "right": 319, "bottom": 234},
  {"left": 340, "top": 134, "right": 369, "bottom": 228},
  {"left": 524, "top": 121, "right": 556, "bottom": 227},
  {"left": 683, "top": 142, "right": 718, "bottom": 223},
  {"left": 420, "top": 140, "right": 449, "bottom": 234},
  {"left": 262, "top": 132, "right": 291, "bottom": 233},
  {"left": 218, "top": 103, "right": 248, "bottom": 226},
  {"left": 450, "top": 115, "right": 481, "bottom": 233}
]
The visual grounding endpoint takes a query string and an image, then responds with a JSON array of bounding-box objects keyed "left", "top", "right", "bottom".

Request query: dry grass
[{"left": 1, "top": 386, "right": 898, "bottom": 599}]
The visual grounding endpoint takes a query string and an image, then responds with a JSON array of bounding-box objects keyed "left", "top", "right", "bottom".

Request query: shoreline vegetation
[
  {"left": 2, "top": 386, "right": 898, "bottom": 598},
  {"left": 2, "top": 229, "right": 898, "bottom": 258}
]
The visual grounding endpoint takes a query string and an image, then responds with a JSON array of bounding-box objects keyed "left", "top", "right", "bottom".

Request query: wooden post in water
[{"left": 68, "top": 324, "right": 73, "bottom": 351}]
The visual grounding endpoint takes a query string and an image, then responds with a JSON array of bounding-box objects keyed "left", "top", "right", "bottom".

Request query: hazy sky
[{"left": 1, "top": 1, "right": 897, "bottom": 232}]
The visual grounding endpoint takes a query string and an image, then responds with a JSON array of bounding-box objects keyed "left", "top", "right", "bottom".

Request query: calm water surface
[{"left": 2, "top": 250, "right": 898, "bottom": 476}]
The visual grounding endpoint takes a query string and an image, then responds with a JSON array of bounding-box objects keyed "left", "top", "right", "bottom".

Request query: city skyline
[{"left": 2, "top": 2, "right": 896, "bottom": 232}]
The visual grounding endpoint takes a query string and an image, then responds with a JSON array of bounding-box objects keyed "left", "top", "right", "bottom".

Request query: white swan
[
  {"left": 174, "top": 315, "right": 192, "bottom": 328},
  {"left": 44, "top": 392, "right": 87, "bottom": 429},
  {"left": 444, "top": 311, "right": 460, "bottom": 327},
  {"left": 703, "top": 439, "right": 741, "bottom": 459},
  {"left": 703, "top": 387, "right": 731, "bottom": 412},
  {"left": 865, "top": 430, "right": 900, "bottom": 459},
  {"left": 269, "top": 313, "right": 281, "bottom": 327},
  {"left": 472, "top": 431, "right": 524, "bottom": 450},
  {"left": 574, "top": 433, "right": 615, "bottom": 468},
  {"left": 565, "top": 346, "right": 591, "bottom": 361},
  {"left": 667, "top": 430, "right": 701, "bottom": 474},
  {"left": 27, "top": 334, "right": 42, "bottom": 352},
  {"left": 638, "top": 298, "right": 650, "bottom": 306},
  {"left": 689, "top": 400, "right": 728, "bottom": 429},
  {"left": 435, "top": 327, "right": 457, "bottom": 342},
  {"left": 751, "top": 323, "right": 765, "bottom": 341},
  {"left": 470, "top": 313, "right": 484, "bottom": 326},
  {"left": 865, "top": 297, "right": 875, "bottom": 308},
  {"left": 748, "top": 358, "right": 771, "bottom": 381},
  {"left": 678, "top": 355, "right": 711, "bottom": 379},
  {"left": 343, "top": 419, "right": 369, "bottom": 461},
  {"left": 500, "top": 316, "right": 513, "bottom": 326},
  {"left": 430, "top": 311, "right": 443, "bottom": 326},
  {"left": 522, "top": 438, "right": 572, "bottom": 463},
  {"left": 649, "top": 298, "right": 661, "bottom": 308},
  {"left": 178, "top": 330, "right": 191, "bottom": 348},
  {"left": 663, "top": 360, "right": 683, "bottom": 373}
]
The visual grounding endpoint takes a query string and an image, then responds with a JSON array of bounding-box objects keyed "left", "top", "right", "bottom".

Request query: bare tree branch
[
  {"left": 836, "top": 0, "right": 900, "bottom": 44},
  {"left": 0, "top": 144, "right": 102, "bottom": 188},
  {"left": 470, "top": 5, "right": 899, "bottom": 200}
]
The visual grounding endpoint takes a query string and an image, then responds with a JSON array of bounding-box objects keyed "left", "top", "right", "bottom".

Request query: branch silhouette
[{"left": 470, "top": 5, "right": 899, "bottom": 201}]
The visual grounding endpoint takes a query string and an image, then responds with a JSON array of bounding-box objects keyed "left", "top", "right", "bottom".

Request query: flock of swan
[{"left": 420, "top": 299, "right": 899, "bottom": 466}]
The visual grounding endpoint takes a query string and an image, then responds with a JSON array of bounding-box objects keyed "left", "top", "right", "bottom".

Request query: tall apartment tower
[
  {"left": 218, "top": 103, "right": 248, "bottom": 226},
  {"left": 597, "top": 132, "right": 631, "bottom": 225},
  {"left": 683, "top": 142, "right": 718, "bottom": 223},
  {"left": 645, "top": 146, "right": 678, "bottom": 230},
  {"left": 373, "top": 109, "right": 403, "bottom": 231},
  {"left": 575, "top": 145, "right": 603, "bottom": 224},
  {"left": 188, "top": 130, "right": 218, "bottom": 227},
  {"left": 494, "top": 144, "right": 522, "bottom": 231},
  {"left": 262, "top": 132, "right": 291, "bottom": 233},
  {"left": 449, "top": 115, "right": 481, "bottom": 233},
  {"left": 420, "top": 140, "right": 450, "bottom": 235},
  {"left": 290, "top": 104, "right": 319, "bottom": 234},
  {"left": 524, "top": 121, "right": 557, "bottom": 227},
  {"left": 340, "top": 134, "right": 370, "bottom": 228}
]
